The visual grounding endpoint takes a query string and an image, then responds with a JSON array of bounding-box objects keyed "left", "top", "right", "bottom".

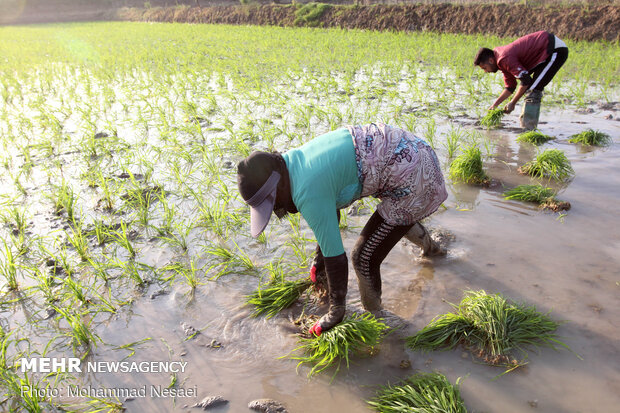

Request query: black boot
[{"left": 309, "top": 253, "right": 348, "bottom": 335}]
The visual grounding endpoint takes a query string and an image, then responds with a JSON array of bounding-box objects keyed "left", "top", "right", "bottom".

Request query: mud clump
[
  {"left": 248, "top": 398, "right": 288, "bottom": 413},
  {"left": 193, "top": 395, "right": 228, "bottom": 410}
]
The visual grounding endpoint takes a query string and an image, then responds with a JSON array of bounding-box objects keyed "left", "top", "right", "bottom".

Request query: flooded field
[{"left": 0, "top": 22, "right": 618, "bottom": 412}]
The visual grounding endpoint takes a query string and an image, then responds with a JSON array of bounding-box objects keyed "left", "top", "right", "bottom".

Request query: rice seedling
[
  {"left": 568, "top": 129, "right": 612, "bottom": 146},
  {"left": 0, "top": 240, "right": 20, "bottom": 291},
  {"left": 518, "top": 149, "right": 574, "bottom": 181},
  {"left": 53, "top": 306, "right": 100, "bottom": 350},
  {"left": 110, "top": 220, "right": 136, "bottom": 259},
  {"left": 443, "top": 125, "right": 464, "bottom": 158},
  {"left": 516, "top": 130, "right": 555, "bottom": 145},
  {"left": 503, "top": 184, "right": 571, "bottom": 211},
  {"left": 160, "top": 259, "right": 201, "bottom": 290},
  {"left": 480, "top": 108, "right": 504, "bottom": 128},
  {"left": 406, "top": 290, "right": 568, "bottom": 367},
  {"left": 247, "top": 278, "right": 313, "bottom": 319},
  {"left": 368, "top": 372, "right": 467, "bottom": 413},
  {"left": 50, "top": 179, "right": 77, "bottom": 222},
  {"left": 449, "top": 145, "right": 489, "bottom": 185},
  {"left": 65, "top": 221, "right": 90, "bottom": 261},
  {"left": 288, "top": 313, "right": 389, "bottom": 377}
]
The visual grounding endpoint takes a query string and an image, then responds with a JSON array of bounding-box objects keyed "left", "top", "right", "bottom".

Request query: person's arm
[
  {"left": 490, "top": 88, "right": 513, "bottom": 110},
  {"left": 504, "top": 84, "right": 529, "bottom": 113}
]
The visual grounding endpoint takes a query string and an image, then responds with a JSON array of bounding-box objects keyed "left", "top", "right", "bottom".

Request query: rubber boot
[
  {"left": 404, "top": 222, "right": 445, "bottom": 256},
  {"left": 520, "top": 89, "right": 542, "bottom": 130},
  {"left": 352, "top": 247, "right": 382, "bottom": 311},
  {"left": 309, "top": 253, "right": 348, "bottom": 336}
]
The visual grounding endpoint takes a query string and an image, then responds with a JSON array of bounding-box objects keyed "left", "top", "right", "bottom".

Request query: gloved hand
[
  {"left": 309, "top": 247, "right": 328, "bottom": 292},
  {"left": 308, "top": 253, "right": 348, "bottom": 336}
]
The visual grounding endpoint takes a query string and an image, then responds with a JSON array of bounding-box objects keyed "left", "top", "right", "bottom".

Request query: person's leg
[
  {"left": 404, "top": 222, "right": 446, "bottom": 256},
  {"left": 352, "top": 211, "right": 413, "bottom": 311},
  {"left": 530, "top": 48, "right": 569, "bottom": 92}
]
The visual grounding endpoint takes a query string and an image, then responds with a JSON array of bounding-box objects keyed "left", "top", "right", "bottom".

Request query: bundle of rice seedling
[
  {"left": 368, "top": 372, "right": 467, "bottom": 413},
  {"left": 480, "top": 108, "right": 504, "bottom": 128},
  {"left": 288, "top": 313, "right": 388, "bottom": 377},
  {"left": 518, "top": 149, "right": 574, "bottom": 181},
  {"left": 406, "top": 290, "right": 567, "bottom": 366},
  {"left": 516, "top": 130, "right": 554, "bottom": 145},
  {"left": 568, "top": 129, "right": 611, "bottom": 146},
  {"left": 503, "top": 184, "right": 570, "bottom": 211},
  {"left": 449, "top": 145, "right": 489, "bottom": 185},
  {"left": 246, "top": 278, "right": 312, "bottom": 318}
]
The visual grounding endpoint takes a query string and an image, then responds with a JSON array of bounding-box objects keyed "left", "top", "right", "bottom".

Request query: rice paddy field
[{"left": 0, "top": 22, "right": 618, "bottom": 412}]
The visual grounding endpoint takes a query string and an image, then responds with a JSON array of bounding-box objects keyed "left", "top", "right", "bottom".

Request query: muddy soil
[{"left": 3, "top": 0, "right": 620, "bottom": 42}]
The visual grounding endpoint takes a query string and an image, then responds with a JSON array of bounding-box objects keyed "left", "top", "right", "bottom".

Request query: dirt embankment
[
  {"left": 2, "top": 0, "right": 619, "bottom": 42},
  {"left": 118, "top": 3, "right": 619, "bottom": 42}
]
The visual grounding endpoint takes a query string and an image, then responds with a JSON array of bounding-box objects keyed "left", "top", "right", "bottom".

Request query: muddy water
[{"left": 79, "top": 107, "right": 620, "bottom": 413}]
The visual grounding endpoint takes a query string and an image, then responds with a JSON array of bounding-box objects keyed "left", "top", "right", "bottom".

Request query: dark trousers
[{"left": 530, "top": 47, "right": 569, "bottom": 92}]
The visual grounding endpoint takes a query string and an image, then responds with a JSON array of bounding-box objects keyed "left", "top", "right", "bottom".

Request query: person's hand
[
  {"left": 504, "top": 101, "right": 516, "bottom": 114},
  {"left": 488, "top": 104, "right": 497, "bottom": 111}
]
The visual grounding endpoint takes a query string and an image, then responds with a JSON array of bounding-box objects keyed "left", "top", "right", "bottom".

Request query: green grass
[
  {"left": 368, "top": 372, "right": 467, "bottom": 413},
  {"left": 568, "top": 129, "right": 612, "bottom": 146},
  {"left": 519, "top": 149, "right": 574, "bottom": 181},
  {"left": 288, "top": 313, "right": 389, "bottom": 377},
  {"left": 449, "top": 145, "right": 489, "bottom": 185},
  {"left": 246, "top": 278, "right": 313, "bottom": 319},
  {"left": 406, "top": 290, "right": 567, "bottom": 367},
  {"left": 503, "top": 184, "right": 570, "bottom": 211},
  {"left": 516, "top": 130, "right": 555, "bottom": 145},
  {"left": 480, "top": 108, "right": 504, "bottom": 128}
]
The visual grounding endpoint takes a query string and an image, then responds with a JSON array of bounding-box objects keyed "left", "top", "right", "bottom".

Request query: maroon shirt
[{"left": 494, "top": 31, "right": 553, "bottom": 91}]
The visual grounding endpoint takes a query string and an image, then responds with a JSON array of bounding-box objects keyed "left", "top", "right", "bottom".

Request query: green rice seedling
[
  {"left": 480, "top": 108, "right": 504, "bottom": 128},
  {"left": 449, "top": 145, "right": 489, "bottom": 185},
  {"left": 65, "top": 221, "right": 90, "bottom": 261},
  {"left": 516, "top": 130, "right": 554, "bottom": 145},
  {"left": 443, "top": 125, "right": 464, "bottom": 158},
  {"left": 288, "top": 313, "right": 389, "bottom": 378},
  {"left": 503, "top": 184, "right": 571, "bottom": 211},
  {"left": 519, "top": 149, "right": 574, "bottom": 181},
  {"left": 111, "top": 220, "right": 136, "bottom": 259},
  {"left": 50, "top": 179, "right": 77, "bottom": 221},
  {"left": 423, "top": 118, "right": 437, "bottom": 149},
  {"left": 54, "top": 306, "right": 100, "bottom": 350},
  {"left": 160, "top": 259, "right": 201, "bottom": 290},
  {"left": 61, "top": 276, "right": 90, "bottom": 306},
  {"left": 406, "top": 290, "right": 567, "bottom": 367},
  {"left": 247, "top": 278, "right": 313, "bottom": 319},
  {"left": 368, "top": 372, "right": 467, "bottom": 413},
  {"left": 568, "top": 129, "right": 612, "bottom": 146},
  {"left": 0, "top": 240, "right": 19, "bottom": 291},
  {"left": 204, "top": 242, "right": 257, "bottom": 280},
  {"left": 0, "top": 369, "right": 49, "bottom": 413},
  {"left": 1, "top": 206, "right": 27, "bottom": 236},
  {"left": 91, "top": 219, "right": 115, "bottom": 246}
]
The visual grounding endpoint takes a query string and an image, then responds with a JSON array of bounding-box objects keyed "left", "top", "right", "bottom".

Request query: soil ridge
[{"left": 2, "top": 1, "right": 619, "bottom": 41}]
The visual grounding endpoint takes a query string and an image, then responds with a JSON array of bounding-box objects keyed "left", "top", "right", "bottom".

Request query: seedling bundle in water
[
  {"left": 503, "top": 184, "right": 570, "bottom": 211},
  {"left": 449, "top": 145, "right": 489, "bottom": 185},
  {"left": 480, "top": 108, "right": 504, "bottom": 128},
  {"left": 519, "top": 149, "right": 574, "bottom": 181},
  {"left": 246, "top": 278, "right": 313, "bottom": 318},
  {"left": 406, "top": 290, "right": 567, "bottom": 367},
  {"left": 568, "top": 129, "right": 611, "bottom": 146},
  {"left": 287, "top": 313, "right": 389, "bottom": 377},
  {"left": 517, "top": 130, "right": 554, "bottom": 145},
  {"left": 368, "top": 372, "right": 467, "bottom": 413}
]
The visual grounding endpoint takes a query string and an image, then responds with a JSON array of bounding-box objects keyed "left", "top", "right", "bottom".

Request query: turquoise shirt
[{"left": 282, "top": 128, "right": 361, "bottom": 257}]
